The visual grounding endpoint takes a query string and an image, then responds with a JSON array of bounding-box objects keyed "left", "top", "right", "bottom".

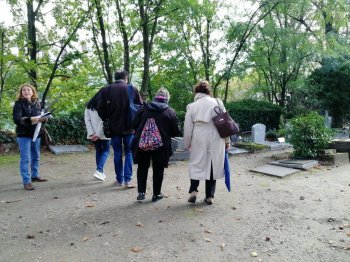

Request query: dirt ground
[{"left": 0, "top": 148, "right": 349, "bottom": 262}]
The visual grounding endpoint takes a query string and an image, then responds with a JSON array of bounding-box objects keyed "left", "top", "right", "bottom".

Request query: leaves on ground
[
  {"left": 86, "top": 204, "right": 95, "bottom": 208},
  {"left": 137, "top": 222, "right": 144, "bottom": 227},
  {"left": 220, "top": 243, "right": 226, "bottom": 251},
  {"left": 131, "top": 246, "right": 142, "bottom": 252},
  {"left": 82, "top": 236, "right": 90, "bottom": 242}
]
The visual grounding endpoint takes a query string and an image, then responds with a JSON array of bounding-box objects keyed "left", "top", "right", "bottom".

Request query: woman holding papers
[
  {"left": 84, "top": 90, "right": 110, "bottom": 181},
  {"left": 13, "top": 84, "right": 48, "bottom": 190}
]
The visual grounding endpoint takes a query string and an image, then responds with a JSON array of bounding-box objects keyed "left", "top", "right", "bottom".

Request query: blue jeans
[
  {"left": 95, "top": 139, "right": 110, "bottom": 173},
  {"left": 17, "top": 137, "right": 41, "bottom": 185},
  {"left": 111, "top": 134, "right": 134, "bottom": 184}
]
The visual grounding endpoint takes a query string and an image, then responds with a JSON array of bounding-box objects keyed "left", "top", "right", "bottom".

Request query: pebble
[
  {"left": 299, "top": 196, "right": 305, "bottom": 200},
  {"left": 251, "top": 251, "right": 258, "bottom": 257}
]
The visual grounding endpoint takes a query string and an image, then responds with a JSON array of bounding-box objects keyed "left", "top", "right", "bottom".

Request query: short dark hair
[
  {"left": 194, "top": 80, "right": 211, "bottom": 95},
  {"left": 114, "top": 70, "right": 129, "bottom": 81}
]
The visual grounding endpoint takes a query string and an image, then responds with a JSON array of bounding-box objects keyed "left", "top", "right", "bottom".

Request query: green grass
[
  {"left": 0, "top": 155, "right": 19, "bottom": 165},
  {"left": 235, "top": 142, "right": 268, "bottom": 151}
]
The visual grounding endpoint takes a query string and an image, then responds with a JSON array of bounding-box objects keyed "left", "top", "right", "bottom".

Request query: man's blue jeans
[
  {"left": 95, "top": 139, "right": 110, "bottom": 173},
  {"left": 111, "top": 134, "right": 133, "bottom": 184},
  {"left": 17, "top": 137, "right": 41, "bottom": 185}
]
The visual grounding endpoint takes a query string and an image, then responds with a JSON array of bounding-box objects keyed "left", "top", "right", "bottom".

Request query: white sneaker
[
  {"left": 93, "top": 171, "right": 105, "bottom": 181},
  {"left": 114, "top": 181, "right": 123, "bottom": 187}
]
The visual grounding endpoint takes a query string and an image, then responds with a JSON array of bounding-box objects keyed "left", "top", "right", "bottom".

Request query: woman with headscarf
[{"left": 132, "top": 88, "right": 181, "bottom": 202}]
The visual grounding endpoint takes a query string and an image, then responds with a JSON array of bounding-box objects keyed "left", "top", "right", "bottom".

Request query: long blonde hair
[{"left": 16, "top": 84, "right": 39, "bottom": 102}]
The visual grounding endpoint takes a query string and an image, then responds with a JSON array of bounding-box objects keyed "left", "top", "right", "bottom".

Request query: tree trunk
[
  {"left": 115, "top": 0, "right": 131, "bottom": 73},
  {"left": 95, "top": 0, "right": 113, "bottom": 84},
  {"left": 138, "top": 0, "right": 163, "bottom": 100},
  {"left": 27, "top": 0, "right": 37, "bottom": 87}
]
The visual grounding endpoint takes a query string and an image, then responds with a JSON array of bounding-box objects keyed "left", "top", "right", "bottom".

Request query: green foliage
[
  {"left": 308, "top": 58, "right": 350, "bottom": 127},
  {"left": 0, "top": 130, "right": 16, "bottom": 143},
  {"left": 46, "top": 109, "right": 88, "bottom": 145},
  {"left": 286, "top": 112, "right": 334, "bottom": 159},
  {"left": 225, "top": 99, "right": 282, "bottom": 132},
  {"left": 235, "top": 142, "right": 268, "bottom": 151}
]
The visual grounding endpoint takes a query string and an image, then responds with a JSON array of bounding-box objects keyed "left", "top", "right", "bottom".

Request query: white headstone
[
  {"left": 252, "top": 123, "right": 266, "bottom": 143},
  {"left": 325, "top": 110, "right": 332, "bottom": 128}
]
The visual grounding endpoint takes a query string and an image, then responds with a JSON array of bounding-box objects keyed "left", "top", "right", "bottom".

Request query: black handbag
[
  {"left": 102, "top": 86, "right": 112, "bottom": 138},
  {"left": 212, "top": 100, "right": 239, "bottom": 138},
  {"left": 103, "top": 118, "right": 112, "bottom": 138}
]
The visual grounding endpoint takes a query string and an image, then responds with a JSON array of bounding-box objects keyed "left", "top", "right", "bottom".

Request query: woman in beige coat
[{"left": 183, "top": 81, "right": 230, "bottom": 205}]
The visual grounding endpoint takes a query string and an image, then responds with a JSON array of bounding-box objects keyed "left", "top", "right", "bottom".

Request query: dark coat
[
  {"left": 131, "top": 100, "right": 181, "bottom": 167},
  {"left": 13, "top": 99, "right": 42, "bottom": 138},
  {"left": 97, "top": 80, "right": 142, "bottom": 135}
]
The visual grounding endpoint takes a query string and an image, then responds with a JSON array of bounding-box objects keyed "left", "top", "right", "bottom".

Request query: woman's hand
[
  {"left": 30, "top": 116, "right": 40, "bottom": 124},
  {"left": 91, "top": 134, "right": 100, "bottom": 142}
]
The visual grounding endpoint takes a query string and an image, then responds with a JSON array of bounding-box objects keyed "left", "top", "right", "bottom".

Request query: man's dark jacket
[
  {"left": 97, "top": 80, "right": 142, "bottom": 135},
  {"left": 131, "top": 99, "right": 181, "bottom": 167}
]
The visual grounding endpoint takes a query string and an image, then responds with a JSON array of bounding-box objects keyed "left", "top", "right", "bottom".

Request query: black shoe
[
  {"left": 137, "top": 193, "right": 145, "bottom": 201},
  {"left": 188, "top": 195, "right": 197, "bottom": 204},
  {"left": 32, "top": 177, "right": 48, "bottom": 182},
  {"left": 152, "top": 194, "right": 164, "bottom": 202},
  {"left": 204, "top": 197, "right": 213, "bottom": 205}
]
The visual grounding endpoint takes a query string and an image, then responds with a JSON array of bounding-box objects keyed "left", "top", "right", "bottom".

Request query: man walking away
[{"left": 98, "top": 70, "right": 143, "bottom": 188}]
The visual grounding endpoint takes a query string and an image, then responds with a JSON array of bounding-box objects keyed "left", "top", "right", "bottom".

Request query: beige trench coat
[{"left": 183, "top": 93, "right": 229, "bottom": 180}]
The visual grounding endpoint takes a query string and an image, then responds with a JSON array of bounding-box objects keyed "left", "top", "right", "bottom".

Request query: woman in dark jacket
[
  {"left": 132, "top": 88, "right": 181, "bottom": 202},
  {"left": 13, "top": 84, "right": 48, "bottom": 190}
]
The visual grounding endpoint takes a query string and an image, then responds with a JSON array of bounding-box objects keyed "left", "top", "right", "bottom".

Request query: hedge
[{"left": 225, "top": 99, "right": 282, "bottom": 132}]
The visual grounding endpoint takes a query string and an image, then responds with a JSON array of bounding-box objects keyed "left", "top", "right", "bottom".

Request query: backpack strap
[{"left": 127, "top": 85, "right": 134, "bottom": 103}]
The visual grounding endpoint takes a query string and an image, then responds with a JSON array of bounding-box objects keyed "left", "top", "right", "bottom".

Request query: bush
[
  {"left": 225, "top": 99, "right": 282, "bottom": 132},
  {"left": 0, "top": 130, "right": 16, "bottom": 143},
  {"left": 286, "top": 112, "right": 334, "bottom": 158},
  {"left": 46, "top": 109, "right": 88, "bottom": 145}
]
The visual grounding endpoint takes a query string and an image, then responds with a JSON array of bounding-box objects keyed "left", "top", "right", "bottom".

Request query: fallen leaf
[
  {"left": 220, "top": 243, "right": 226, "bottom": 251},
  {"left": 100, "top": 221, "right": 110, "bottom": 225},
  {"left": 344, "top": 246, "right": 350, "bottom": 250},
  {"left": 204, "top": 238, "right": 212, "bottom": 242},
  {"left": 194, "top": 208, "right": 204, "bottom": 212},
  {"left": 82, "top": 236, "right": 90, "bottom": 242},
  {"left": 204, "top": 229, "right": 213, "bottom": 234},
  {"left": 26, "top": 234, "right": 35, "bottom": 239},
  {"left": 131, "top": 246, "right": 142, "bottom": 252},
  {"left": 137, "top": 222, "right": 144, "bottom": 227},
  {"left": 346, "top": 233, "right": 350, "bottom": 237},
  {"left": 5, "top": 199, "right": 22, "bottom": 204},
  {"left": 86, "top": 204, "right": 95, "bottom": 208}
]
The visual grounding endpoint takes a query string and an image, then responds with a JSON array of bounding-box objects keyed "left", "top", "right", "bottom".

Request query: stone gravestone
[
  {"left": 324, "top": 110, "right": 332, "bottom": 128},
  {"left": 252, "top": 123, "right": 266, "bottom": 143}
]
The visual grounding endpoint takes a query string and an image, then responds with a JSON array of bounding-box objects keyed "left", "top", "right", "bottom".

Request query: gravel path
[{"left": 0, "top": 149, "right": 349, "bottom": 262}]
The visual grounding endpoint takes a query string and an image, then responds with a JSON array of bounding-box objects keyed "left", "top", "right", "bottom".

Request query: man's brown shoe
[
  {"left": 32, "top": 177, "right": 48, "bottom": 182},
  {"left": 24, "top": 183, "right": 35, "bottom": 190}
]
